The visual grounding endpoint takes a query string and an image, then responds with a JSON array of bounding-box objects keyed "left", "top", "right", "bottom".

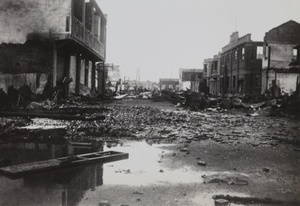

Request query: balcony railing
[{"left": 72, "top": 17, "right": 105, "bottom": 59}]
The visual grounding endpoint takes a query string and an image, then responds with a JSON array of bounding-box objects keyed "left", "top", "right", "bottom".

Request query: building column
[
  {"left": 237, "top": 48, "right": 240, "bottom": 94},
  {"left": 91, "top": 61, "right": 96, "bottom": 90},
  {"left": 64, "top": 52, "right": 71, "bottom": 98},
  {"left": 97, "top": 62, "right": 105, "bottom": 95},
  {"left": 75, "top": 53, "right": 81, "bottom": 95},
  {"left": 85, "top": 58, "right": 89, "bottom": 86},
  {"left": 53, "top": 43, "right": 57, "bottom": 87}
]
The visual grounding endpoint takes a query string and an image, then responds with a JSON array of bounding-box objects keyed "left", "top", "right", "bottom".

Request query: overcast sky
[{"left": 96, "top": 0, "right": 300, "bottom": 82}]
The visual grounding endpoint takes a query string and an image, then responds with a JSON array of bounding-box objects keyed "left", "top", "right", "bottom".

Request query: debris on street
[
  {"left": 212, "top": 195, "right": 300, "bottom": 205},
  {"left": 202, "top": 172, "right": 249, "bottom": 186}
]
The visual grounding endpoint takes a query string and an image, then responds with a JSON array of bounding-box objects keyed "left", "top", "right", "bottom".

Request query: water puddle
[
  {"left": 103, "top": 140, "right": 206, "bottom": 186},
  {"left": 0, "top": 140, "right": 104, "bottom": 206},
  {"left": 0, "top": 140, "right": 254, "bottom": 206}
]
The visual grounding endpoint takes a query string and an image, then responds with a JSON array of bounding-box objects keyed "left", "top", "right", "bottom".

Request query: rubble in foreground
[{"left": 0, "top": 98, "right": 299, "bottom": 150}]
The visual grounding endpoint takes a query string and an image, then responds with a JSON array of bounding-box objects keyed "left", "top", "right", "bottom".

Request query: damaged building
[
  {"left": 220, "top": 32, "right": 263, "bottom": 97},
  {"left": 0, "top": 0, "right": 107, "bottom": 101},
  {"left": 179, "top": 68, "right": 202, "bottom": 92},
  {"left": 159, "top": 78, "right": 179, "bottom": 92},
  {"left": 262, "top": 20, "right": 300, "bottom": 96}
]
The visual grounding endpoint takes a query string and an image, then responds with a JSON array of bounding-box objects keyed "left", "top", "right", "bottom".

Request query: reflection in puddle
[
  {"left": 0, "top": 163, "right": 103, "bottom": 206},
  {"left": 0, "top": 140, "right": 104, "bottom": 206},
  {"left": 191, "top": 191, "right": 250, "bottom": 206},
  {"left": 0, "top": 140, "right": 251, "bottom": 206},
  {"left": 103, "top": 141, "right": 206, "bottom": 186}
]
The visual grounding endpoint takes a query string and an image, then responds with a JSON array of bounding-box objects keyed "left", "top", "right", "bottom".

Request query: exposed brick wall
[{"left": 264, "top": 21, "right": 300, "bottom": 44}]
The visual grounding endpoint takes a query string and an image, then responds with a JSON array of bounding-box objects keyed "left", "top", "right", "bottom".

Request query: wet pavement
[
  {"left": 79, "top": 140, "right": 300, "bottom": 206},
  {"left": 0, "top": 100, "right": 299, "bottom": 206},
  {"left": 0, "top": 138, "right": 300, "bottom": 206}
]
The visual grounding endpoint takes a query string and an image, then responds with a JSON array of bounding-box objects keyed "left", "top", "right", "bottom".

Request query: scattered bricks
[
  {"left": 294, "top": 148, "right": 300, "bottom": 152},
  {"left": 270, "top": 141, "right": 279, "bottom": 146},
  {"left": 133, "top": 191, "right": 144, "bottom": 195},
  {"left": 197, "top": 161, "right": 207, "bottom": 166},
  {"left": 251, "top": 141, "right": 261, "bottom": 147},
  {"left": 98, "top": 201, "right": 110, "bottom": 206},
  {"left": 214, "top": 199, "right": 229, "bottom": 206},
  {"left": 180, "top": 147, "right": 189, "bottom": 152}
]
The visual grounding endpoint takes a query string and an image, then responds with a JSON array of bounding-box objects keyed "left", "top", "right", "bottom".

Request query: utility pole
[{"left": 138, "top": 68, "right": 140, "bottom": 83}]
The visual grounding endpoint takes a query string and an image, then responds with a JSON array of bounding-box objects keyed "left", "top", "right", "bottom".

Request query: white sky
[{"left": 96, "top": 0, "right": 300, "bottom": 82}]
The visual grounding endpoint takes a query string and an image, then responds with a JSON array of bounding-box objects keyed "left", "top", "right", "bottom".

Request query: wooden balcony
[{"left": 72, "top": 17, "right": 105, "bottom": 59}]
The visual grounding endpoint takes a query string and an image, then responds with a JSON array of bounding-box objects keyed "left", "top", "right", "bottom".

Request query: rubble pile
[
  {"left": 64, "top": 103, "right": 300, "bottom": 147},
  {"left": 0, "top": 96, "right": 299, "bottom": 147}
]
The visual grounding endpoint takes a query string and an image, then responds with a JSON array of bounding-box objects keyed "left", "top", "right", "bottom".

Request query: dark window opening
[
  {"left": 85, "top": 60, "right": 89, "bottom": 86},
  {"left": 238, "top": 80, "right": 244, "bottom": 93},
  {"left": 233, "top": 76, "right": 236, "bottom": 88},
  {"left": 66, "top": 16, "right": 70, "bottom": 32},
  {"left": 213, "top": 61, "right": 218, "bottom": 73},
  {"left": 255, "top": 75, "right": 261, "bottom": 87},
  {"left": 74, "top": 0, "right": 84, "bottom": 22},
  {"left": 225, "top": 77, "right": 230, "bottom": 92},
  {"left": 85, "top": 3, "right": 92, "bottom": 31},
  {"left": 227, "top": 54, "right": 231, "bottom": 63},
  {"left": 203, "top": 79, "right": 207, "bottom": 87},
  {"left": 204, "top": 64, "right": 207, "bottom": 73}
]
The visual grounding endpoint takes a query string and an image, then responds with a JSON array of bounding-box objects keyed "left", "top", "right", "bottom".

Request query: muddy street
[{"left": 0, "top": 99, "right": 299, "bottom": 206}]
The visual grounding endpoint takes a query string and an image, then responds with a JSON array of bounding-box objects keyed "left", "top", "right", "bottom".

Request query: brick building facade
[{"left": 220, "top": 32, "right": 263, "bottom": 96}]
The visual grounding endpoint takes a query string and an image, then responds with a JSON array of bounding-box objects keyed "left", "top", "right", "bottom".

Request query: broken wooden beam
[
  {"left": 212, "top": 195, "right": 300, "bottom": 205},
  {"left": 0, "top": 151, "right": 128, "bottom": 177},
  {"left": 24, "top": 107, "right": 110, "bottom": 115},
  {"left": 0, "top": 111, "right": 105, "bottom": 121}
]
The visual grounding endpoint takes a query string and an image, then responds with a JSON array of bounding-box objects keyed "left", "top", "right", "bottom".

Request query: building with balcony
[
  {"left": 262, "top": 20, "right": 300, "bottom": 96},
  {"left": 220, "top": 32, "right": 263, "bottom": 97},
  {"left": 179, "top": 68, "right": 202, "bottom": 92},
  {"left": 0, "top": 0, "right": 107, "bottom": 98}
]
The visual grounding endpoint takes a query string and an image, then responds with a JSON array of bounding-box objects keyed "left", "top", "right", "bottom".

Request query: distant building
[
  {"left": 210, "top": 54, "right": 221, "bottom": 95},
  {"left": 220, "top": 32, "right": 263, "bottom": 96},
  {"left": 140, "top": 81, "right": 157, "bottom": 90},
  {"left": 202, "top": 58, "right": 212, "bottom": 95},
  {"left": 262, "top": 20, "right": 300, "bottom": 96},
  {"left": 159, "top": 78, "right": 179, "bottom": 91},
  {"left": 105, "top": 63, "right": 121, "bottom": 84},
  {"left": 179, "top": 68, "right": 202, "bottom": 92},
  {"left": 104, "top": 63, "right": 121, "bottom": 92}
]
